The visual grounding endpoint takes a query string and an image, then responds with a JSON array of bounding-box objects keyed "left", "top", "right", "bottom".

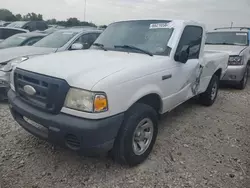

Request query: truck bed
[
  {"left": 204, "top": 50, "right": 229, "bottom": 76},
  {"left": 204, "top": 50, "right": 229, "bottom": 64}
]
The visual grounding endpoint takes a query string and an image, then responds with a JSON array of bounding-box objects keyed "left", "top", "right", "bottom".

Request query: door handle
[{"left": 162, "top": 74, "right": 172, "bottom": 80}]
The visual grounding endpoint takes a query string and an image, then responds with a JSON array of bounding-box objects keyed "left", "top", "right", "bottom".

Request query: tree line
[{"left": 0, "top": 9, "right": 107, "bottom": 28}]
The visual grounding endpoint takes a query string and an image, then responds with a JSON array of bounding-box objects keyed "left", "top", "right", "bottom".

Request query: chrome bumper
[{"left": 221, "top": 65, "right": 246, "bottom": 82}]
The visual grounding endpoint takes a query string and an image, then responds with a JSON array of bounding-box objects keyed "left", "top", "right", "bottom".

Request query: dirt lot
[{"left": 0, "top": 83, "right": 250, "bottom": 188}]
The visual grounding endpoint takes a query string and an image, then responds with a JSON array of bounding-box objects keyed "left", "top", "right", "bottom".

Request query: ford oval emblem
[{"left": 23, "top": 85, "right": 36, "bottom": 96}]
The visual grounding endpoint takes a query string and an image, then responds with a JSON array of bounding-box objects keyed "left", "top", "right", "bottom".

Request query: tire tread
[{"left": 112, "top": 103, "right": 158, "bottom": 166}]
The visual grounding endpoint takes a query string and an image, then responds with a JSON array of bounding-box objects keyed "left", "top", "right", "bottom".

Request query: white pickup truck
[{"left": 8, "top": 19, "right": 229, "bottom": 166}]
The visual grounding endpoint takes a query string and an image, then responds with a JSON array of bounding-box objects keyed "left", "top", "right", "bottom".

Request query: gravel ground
[{"left": 0, "top": 83, "right": 250, "bottom": 188}]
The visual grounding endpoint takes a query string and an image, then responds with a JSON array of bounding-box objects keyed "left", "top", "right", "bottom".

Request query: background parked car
[
  {"left": 6, "top": 21, "right": 48, "bottom": 31},
  {"left": 0, "top": 28, "right": 102, "bottom": 65},
  {"left": 0, "top": 28, "right": 102, "bottom": 99},
  {"left": 0, "top": 27, "right": 28, "bottom": 43},
  {"left": 3, "top": 22, "right": 11, "bottom": 27},
  {"left": 0, "top": 32, "right": 47, "bottom": 49},
  {"left": 0, "top": 21, "right": 12, "bottom": 27},
  {"left": 205, "top": 27, "right": 250, "bottom": 89}
]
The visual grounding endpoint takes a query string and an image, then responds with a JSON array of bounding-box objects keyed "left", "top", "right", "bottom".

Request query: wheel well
[
  {"left": 214, "top": 68, "right": 222, "bottom": 79},
  {"left": 136, "top": 94, "right": 162, "bottom": 113}
]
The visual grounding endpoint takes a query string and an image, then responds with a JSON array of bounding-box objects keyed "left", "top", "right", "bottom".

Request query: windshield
[
  {"left": 206, "top": 32, "right": 248, "bottom": 46},
  {"left": 7, "top": 21, "right": 27, "bottom": 28},
  {"left": 0, "top": 35, "right": 28, "bottom": 49},
  {"left": 93, "top": 20, "right": 174, "bottom": 56},
  {"left": 33, "top": 30, "right": 78, "bottom": 48}
]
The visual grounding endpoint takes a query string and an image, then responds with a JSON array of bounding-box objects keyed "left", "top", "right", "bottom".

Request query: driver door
[{"left": 162, "top": 26, "right": 203, "bottom": 112}]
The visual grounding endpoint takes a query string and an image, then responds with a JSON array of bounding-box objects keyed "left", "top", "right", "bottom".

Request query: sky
[{"left": 1, "top": 0, "right": 250, "bottom": 29}]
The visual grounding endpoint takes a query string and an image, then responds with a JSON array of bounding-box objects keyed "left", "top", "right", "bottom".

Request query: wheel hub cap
[
  {"left": 211, "top": 82, "right": 217, "bottom": 100},
  {"left": 132, "top": 118, "right": 154, "bottom": 156}
]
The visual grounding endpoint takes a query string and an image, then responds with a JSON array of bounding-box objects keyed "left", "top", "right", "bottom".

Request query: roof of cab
[{"left": 109, "top": 19, "right": 205, "bottom": 28}]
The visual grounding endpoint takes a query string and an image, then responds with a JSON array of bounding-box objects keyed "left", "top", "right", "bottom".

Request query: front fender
[{"left": 126, "top": 84, "right": 163, "bottom": 112}]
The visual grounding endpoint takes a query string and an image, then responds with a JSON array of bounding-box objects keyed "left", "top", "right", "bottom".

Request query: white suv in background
[{"left": 205, "top": 27, "right": 250, "bottom": 89}]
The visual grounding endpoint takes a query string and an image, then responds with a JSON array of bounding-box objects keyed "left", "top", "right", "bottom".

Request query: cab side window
[{"left": 175, "top": 26, "right": 203, "bottom": 59}]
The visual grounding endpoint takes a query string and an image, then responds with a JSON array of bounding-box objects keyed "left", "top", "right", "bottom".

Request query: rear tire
[
  {"left": 199, "top": 74, "right": 219, "bottom": 106},
  {"left": 112, "top": 103, "right": 158, "bottom": 166},
  {"left": 236, "top": 68, "right": 248, "bottom": 90}
]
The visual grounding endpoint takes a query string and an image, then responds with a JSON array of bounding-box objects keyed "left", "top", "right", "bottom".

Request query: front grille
[{"left": 14, "top": 68, "right": 70, "bottom": 114}]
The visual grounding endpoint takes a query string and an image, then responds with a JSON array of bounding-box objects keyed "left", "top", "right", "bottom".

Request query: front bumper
[
  {"left": 0, "top": 71, "right": 10, "bottom": 99},
  {"left": 221, "top": 65, "right": 246, "bottom": 82},
  {"left": 8, "top": 90, "right": 124, "bottom": 155},
  {"left": 0, "top": 71, "right": 9, "bottom": 88}
]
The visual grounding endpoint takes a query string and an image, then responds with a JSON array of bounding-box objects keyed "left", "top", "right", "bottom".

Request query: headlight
[
  {"left": 0, "top": 57, "right": 29, "bottom": 72},
  {"left": 0, "top": 60, "right": 11, "bottom": 69},
  {"left": 64, "top": 88, "right": 108, "bottom": 113},
  {"left": 228, "top": 56, "right": 243, "bottom": 65}
]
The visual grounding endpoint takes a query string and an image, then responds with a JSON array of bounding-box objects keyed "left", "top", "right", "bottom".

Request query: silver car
[
  {"left": 0, "top": 27, "right": 29, "bottom": 43},
  {"left": 0, "top": 28, "right": 102, "bottom": 99},
  {"left": 205, "top": 27, "right": 250, "bottom": 89},
  {"left": 0, "top": 32, "right": 47, "bottom": 49}
]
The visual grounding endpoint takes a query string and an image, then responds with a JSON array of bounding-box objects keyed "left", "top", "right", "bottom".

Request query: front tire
[
  {"left": 112, "top": 103, "right": 158, "bottom": 166},
  {"left": 199, "top": 74, "right": 219, "bottom": 106}
]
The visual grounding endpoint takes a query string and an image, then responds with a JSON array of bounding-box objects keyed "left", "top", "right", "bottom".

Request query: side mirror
[
  {"left": 83, "top": 42, "right": 91, "bottom": 49},
  {"left": 71, "top": 43, "right": 83, "bottom": 50},
  {"left": 174, "top": 46, "right": 189, "bottom": 64}
]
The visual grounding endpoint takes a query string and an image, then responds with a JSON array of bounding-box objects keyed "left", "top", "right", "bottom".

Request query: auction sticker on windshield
[{"left": 149, "top": 22, "right": 174, "bottom": 29}]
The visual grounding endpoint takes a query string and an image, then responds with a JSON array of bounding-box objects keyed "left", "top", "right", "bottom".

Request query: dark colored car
[
  {"left": 0, "top": 32, "right": 47, "bottom": 49},
  {"left": 0, "top": 27, "right": 28, "bottom": 43},
  {"left": 3, "top": 22, "right": 11, "bottom": 27},
  {"left": 7, "top": 21, "right": 48, "bottom": 32}
]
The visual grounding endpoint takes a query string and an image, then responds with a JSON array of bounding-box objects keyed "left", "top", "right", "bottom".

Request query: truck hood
[
  {"left": 17, "top": 49, "right": 166, "bottom": 90},
  {"left": 0, "top": 46, "right": 57, "bottom": 64},
  {"left": 204, "top": 45, "right": 247, "bottom": 56}
]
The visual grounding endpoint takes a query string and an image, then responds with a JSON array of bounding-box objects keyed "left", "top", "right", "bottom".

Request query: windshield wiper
[
  {"left": 92, "top": 43, "right": 107, "bottom": 51},
  {"left": 114, "top": 45, "right": 153, "bottom": 56},
  {"left": 221, "top": 42, "right": 239, "bottom": 45},
  {"left": 206, "top": 42, "right": 244, "bottom": 46}
]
